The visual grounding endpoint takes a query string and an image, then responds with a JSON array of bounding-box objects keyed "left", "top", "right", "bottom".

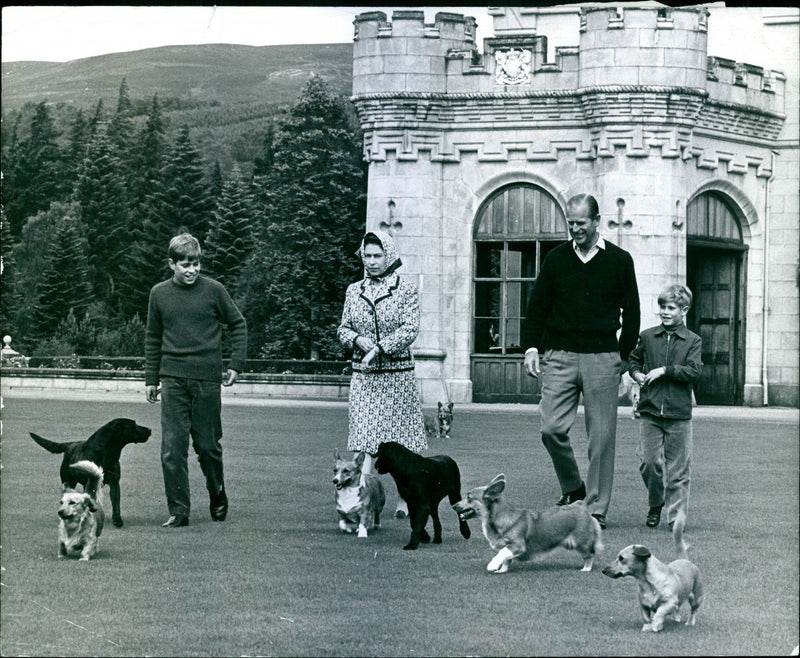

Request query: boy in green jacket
[
  {"left": 145, "top": 233, "right": 247, "bottom": 528},
  {"left": 628, "top": 284, "right": 702, "bottom": 529}
]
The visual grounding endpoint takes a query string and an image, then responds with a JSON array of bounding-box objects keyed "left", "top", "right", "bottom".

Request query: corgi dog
[
  {"left": 58, "top": 460, "right": 105, "bottom": 561},
  {"left": 602, "top": 507, "right": 703, "bottom": 632},
  {"left": 333, "top": 450, "right": 385, "bottom": 538},
  {"left": 424, "top": 402, "right": 454, "bottom": 438},
  {"left": 453, "top": 474, "right": 602, "bottom": 573}
]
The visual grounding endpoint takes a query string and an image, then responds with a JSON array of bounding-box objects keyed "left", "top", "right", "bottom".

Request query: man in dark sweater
[
  {"left": 522, "top": 194, "right": 640, "bottom": 529},
  {"left": 145, "top": 233, "right": 247, "bottom": 528}
]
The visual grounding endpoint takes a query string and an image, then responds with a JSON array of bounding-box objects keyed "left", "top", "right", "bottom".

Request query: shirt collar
[
  {"left": 572, "top": 235, "right": 605, "bottom": 261},
  {"left": 655, "top": 323, "right": 689, "bottom": 338}
]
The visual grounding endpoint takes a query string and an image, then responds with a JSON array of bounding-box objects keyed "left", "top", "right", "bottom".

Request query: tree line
[{"left": 0, "top": 75, "right": 367, "bottom": 361}]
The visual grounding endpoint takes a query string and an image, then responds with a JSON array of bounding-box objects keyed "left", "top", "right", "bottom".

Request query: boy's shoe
[
  {"left": 646, "top": 505, "right": 663, "bottom": 528},
  {"left": 557, "top": 481, "right": 586, "bottom": 506},
  {"left": 210, "top": 488, "right": 228, "bottom": 521},
  {"left": 162, "top": 514, "right": 189, "bottom": 528}
]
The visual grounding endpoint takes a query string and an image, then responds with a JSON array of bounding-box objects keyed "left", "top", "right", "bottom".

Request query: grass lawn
[{"left": 1, "top": 397, "right": 797, "bottom": 656}]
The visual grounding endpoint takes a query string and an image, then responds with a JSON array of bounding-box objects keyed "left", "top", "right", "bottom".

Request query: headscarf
[{"left": 356, "top": 230, "right": 403, "bottom": 282}]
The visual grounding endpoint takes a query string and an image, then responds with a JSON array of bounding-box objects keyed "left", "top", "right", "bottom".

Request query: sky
[
  {"left": 1, "top": 5, "right": 797, "bottom": 72},
  {"left": 1, "top": 6, "right": 492, "bottom": 63}
]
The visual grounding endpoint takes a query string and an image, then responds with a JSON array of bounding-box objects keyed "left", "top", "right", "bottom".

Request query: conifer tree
[
  {"left": 74, "top": 124, "right": 131, "bottom": 309},
  {"left": 0, "top": 208, "right": 20, "bottom": 339},
  {"left": 3, "top": 101, "right": 66, "bottom": 237},
  {"left": 246, "top": 75, "right": 366, "bottom": 359},
  {"left": 107, "top": 78, "right": 137, "bottom": 192},
  {"left": 131, "top": 94, "right": 166, "bottom": 208},
  {"left": 205, "top": 163, "right": 255, "bottom": 291},
  {"left": 64, "top": 109, "right": 89, "bottom": 195},
  {"left": 30, "top": 215, "right": 93, "bottom": 342},
  {"left": 121, "top": 126, "right": 212, "bottom": 320}
]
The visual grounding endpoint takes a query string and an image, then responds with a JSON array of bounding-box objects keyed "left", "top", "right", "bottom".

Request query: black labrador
[
  {"left": 31, "top": 418, "right": 151, "bottom": 527},
  {"left": 375, "top": 441, "right": 471, "bottom": 550}
]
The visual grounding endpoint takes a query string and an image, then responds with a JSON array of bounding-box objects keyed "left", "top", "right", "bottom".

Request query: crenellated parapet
[
  {"left": 352, "top": 11, "right": 478, "bottom": 96},
  {"left": 351, "top": 7, "right": 787, "bottom": 170}
]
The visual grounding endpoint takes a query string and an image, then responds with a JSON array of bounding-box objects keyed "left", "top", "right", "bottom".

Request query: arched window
[{"left": 473, "top": 184, "right": 567, "bottom": 355}]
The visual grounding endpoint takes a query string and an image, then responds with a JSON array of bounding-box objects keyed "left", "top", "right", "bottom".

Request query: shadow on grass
[{"left": 1, "top": 399, "right": 797, "bottom": 656}]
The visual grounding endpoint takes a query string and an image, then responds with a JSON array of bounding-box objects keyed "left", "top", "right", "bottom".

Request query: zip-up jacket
[
  {"left": 628, "top": 323, "right": 702, "bottom": 419},
  {"left": 338, "top": 273, "right": 418, "bottom": 374}
]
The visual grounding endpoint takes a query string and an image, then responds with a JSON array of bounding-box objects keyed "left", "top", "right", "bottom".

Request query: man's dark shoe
[
  {"left": 592, "top": 513, "right": 607, "bottom": 530},
  {"left": 646, "top": 505, "right": 663, "bottom": 528},
  {"left": 556, "top": 481, "right": 586, "bottom": 506},
  {"left": 162, "top": 514, "right": 189, "bottom": 528},
  {"left": 210, "top": 488, "right": 228, "bottom": 521}
]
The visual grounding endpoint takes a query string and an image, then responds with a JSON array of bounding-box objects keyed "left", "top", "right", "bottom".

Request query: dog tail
[
  {"left": 673, "top": 506, "right": 689, "bottom": 558},
  {"left": 29, "top": 432, "right": 71, "bottom": 454},
  {"left": 70, "top": 460, "right": 104, "bottom": 500}
]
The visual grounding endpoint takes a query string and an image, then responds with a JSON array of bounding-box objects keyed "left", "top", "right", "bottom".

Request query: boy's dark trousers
[{"left": 160, "top": 376, "right": 224, "bottom": 517}]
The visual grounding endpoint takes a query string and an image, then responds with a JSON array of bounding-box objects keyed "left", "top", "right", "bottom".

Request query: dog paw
[
  {"left": 113, "top": 517, "right": 123, "bottom": 528},
  {"left": 403, "top": 543, "right": 418, "bottom": 550},
  {"left": 357, "top": 526, "right": 368, "bottom": 538},
  {"left": 420, "top": 530, "right": 431, "bottom": 544}
]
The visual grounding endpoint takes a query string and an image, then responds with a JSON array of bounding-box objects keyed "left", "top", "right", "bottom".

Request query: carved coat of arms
[{"left": 495, "top": 49, "right": 532, "bottom": 85}]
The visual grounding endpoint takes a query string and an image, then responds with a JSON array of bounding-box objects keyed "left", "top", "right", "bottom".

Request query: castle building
[{"left": 349, "top": 6, "right": 799, "bottom": 407}]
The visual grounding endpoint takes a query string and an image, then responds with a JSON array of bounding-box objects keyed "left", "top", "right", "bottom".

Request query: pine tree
[
  {"left": 107, "top": 78, "right": 137, "bottom": 192},
  {"left": 30, "top": 216, "right": 93, "bottom": 341},
  {"left": 74, "top": 124, "right": 131, "bottom": 309},
  {"left": 246, "top": 75, "right": 366, "bottom": 359},
  {"left": 205, "top": 163, "right": 255, "bottom": 291},
  {"left": 0, "top": 207, "right": 21, "bottom": 339},
  {"left": 3, "top": 101, "right": 66, "bottom": 237},
  {"left": 64, "top": 109, "right": 89, "bottom": 195},
  {"left": 130, "top": 94, "right": 166, "bottom": 208},
  {"left": 210, "top": 160, "right": 224, "bottom": 201},
  {"left": 120, "top": 126, "right": 212, "bottom": 320}
]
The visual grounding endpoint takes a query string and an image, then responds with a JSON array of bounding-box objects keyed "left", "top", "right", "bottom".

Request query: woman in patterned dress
[{"left": 338, "top": 230, "right": 427, "bottom": 517}]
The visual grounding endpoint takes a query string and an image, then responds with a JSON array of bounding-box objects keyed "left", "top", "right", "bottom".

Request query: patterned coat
[{"left": 338, "top": 274, "right": 419, "bottom": 373}]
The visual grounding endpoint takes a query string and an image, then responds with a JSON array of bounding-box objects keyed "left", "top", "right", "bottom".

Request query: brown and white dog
[
  {"left": 58, "top": 460, "right": 105, "bottom": 561},
  {"left": 333, "top": 450, "right": 386, "bottom": 538},
  {"left": 453, "top": 473, "right": 602, "bottom": 573},
  {"left": 424, "top": 402, "right": 454, "bottom": 439},
  {"left": 602, "top": 508, "right": 703, "bottom": 632}
]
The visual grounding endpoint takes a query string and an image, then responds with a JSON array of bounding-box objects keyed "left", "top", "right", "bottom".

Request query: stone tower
[{"left": 351, "top": 7, "right": 793, "bottom": 406}]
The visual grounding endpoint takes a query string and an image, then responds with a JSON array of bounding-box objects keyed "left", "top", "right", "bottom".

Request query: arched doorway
[
  {"left": 471, "top": 183, "right": 567, "bottom": 402},
  {"left": 686, "top": 191, "right": 748, "bottom": 405}
]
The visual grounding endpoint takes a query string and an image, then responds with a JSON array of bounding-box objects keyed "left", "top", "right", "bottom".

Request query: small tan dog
[
  {"left": 453, "top": 473, "right": 602, "bottom": 573},
  {"left": 333, "top": 450, "right": 385, "bottom": 538},
  {"left": 602, "top": 509, "right": 703, "bottom": 632},
  {"left": 58, "top": 460, "right": 105, "bottom": 561}
]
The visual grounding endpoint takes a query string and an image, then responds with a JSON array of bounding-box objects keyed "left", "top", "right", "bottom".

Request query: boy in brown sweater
[{"left": 145, "top": 233, "right": 247, "bottom": 527}]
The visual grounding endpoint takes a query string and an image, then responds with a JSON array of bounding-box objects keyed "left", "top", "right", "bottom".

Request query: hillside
[
  {"left": 1, "top": 43, "right": 354, "bottom": 110},
  {"left": 1, "top": 43, "right": 356, "bottom": 173}
]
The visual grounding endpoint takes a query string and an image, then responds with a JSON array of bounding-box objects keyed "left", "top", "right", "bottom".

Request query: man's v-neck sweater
[
  {"left": 145, "top": 275, "right": 247, "bottom": 385},
  {"left": 522, "top": 240, "right": 640, "bottom": 360}
]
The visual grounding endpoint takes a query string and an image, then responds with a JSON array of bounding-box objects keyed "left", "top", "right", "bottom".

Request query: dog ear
[
  {"left": 83, "top": 495, "right": 98, "bottom": 512},
  {"left": 447, "top": 402, "right": 454, "bottom": 411},
  {"left": 354, "top": 451, "right": 365, "bottom": 468},
  {"left": 438, "top": 401, "right": 443, "bottom": 410},
  {"left": 334, "top": 449, "right": 341, "bottom": 460},
  {"left": 633, "top": 545, "right": 651, "bottom": 559},
  {"left": 486, "top": 475, "right": 506, "bottom": 497}
]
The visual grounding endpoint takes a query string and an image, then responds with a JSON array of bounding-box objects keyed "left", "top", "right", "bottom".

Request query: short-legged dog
[
  {"left": 333, "top": 450, "right": 385, "bottom": 538},
  {"left": 453, "top": 473, "right": 602, "bottom": 573},
  {"left": 31, "top": 418, "right": 151, "bottom": 527},
  {"left": 424, "top": 402, "right": 454, "bottom": 438},
  {"left": 375, "top": 441, "right": 470, "bottom": 550},
  {"left": 58, "top": 460, "right": 105, "bottom": 561},
  {"left": 602, "top": 509, "right": 703, "bottom": 632}
]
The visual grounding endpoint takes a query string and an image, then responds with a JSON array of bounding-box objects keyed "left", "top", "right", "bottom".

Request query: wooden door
[{"left": 687, "top": 247, "right": 744, "bottom": 405}]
